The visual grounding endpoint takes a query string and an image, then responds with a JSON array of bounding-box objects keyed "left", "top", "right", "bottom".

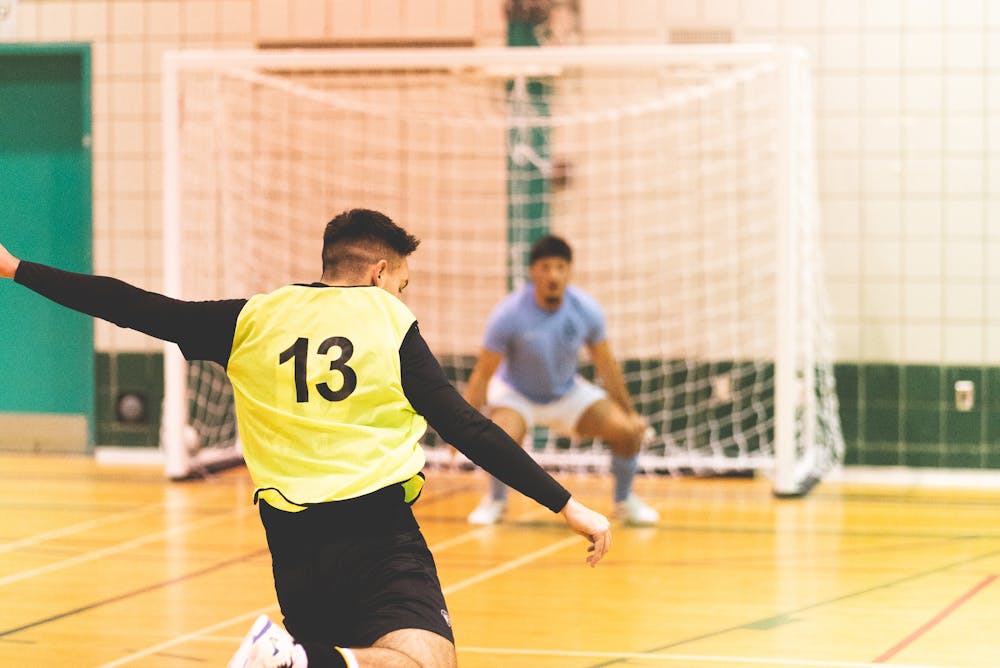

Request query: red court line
[{"left": 873, "top": 573, "right": 997, "bottom": 663}]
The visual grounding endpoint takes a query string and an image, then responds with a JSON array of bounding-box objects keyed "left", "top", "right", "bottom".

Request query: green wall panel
[{"left": 0, "top": 44, "right": 93, "bottom": 445}]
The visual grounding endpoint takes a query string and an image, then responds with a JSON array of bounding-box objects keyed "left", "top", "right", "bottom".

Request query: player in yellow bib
[
  {"left": 0, "top": 209, "right": 610, "bottom": 668},
  {"left": 230, "top": 283, "right": 429, "bottom": 512}
]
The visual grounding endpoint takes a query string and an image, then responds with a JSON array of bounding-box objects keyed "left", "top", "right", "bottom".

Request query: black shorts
[{"left": 259, "top": 494, "right": 454, "bottom": 649}]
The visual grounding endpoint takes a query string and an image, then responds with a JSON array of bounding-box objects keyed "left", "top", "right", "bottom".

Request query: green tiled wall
[
  {"left": 95, "top": 352, "right": 163, "bottom": 447},
  {"left": 837, "top": 363, "right": 1000, "bottom": 469},
  {"left": 95, "top": 352, "right": 1000, "bottom": 470}
]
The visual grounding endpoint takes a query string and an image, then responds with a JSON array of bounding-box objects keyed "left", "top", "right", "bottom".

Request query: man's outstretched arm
[
  {"left": 400, "top": 323, "right": 611, "bottom": 566},
  {"left": 0, "top": 241, "right": 244, "bottom": 366}
]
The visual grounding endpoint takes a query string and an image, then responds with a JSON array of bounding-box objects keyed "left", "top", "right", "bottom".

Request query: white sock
[{"left": 337, "top": 647, "right": 359, "bottom": 668}]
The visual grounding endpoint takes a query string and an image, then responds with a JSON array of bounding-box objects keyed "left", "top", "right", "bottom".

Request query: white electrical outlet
[{"left": 954, "top": 380, "right": 974, "bottom": 412}]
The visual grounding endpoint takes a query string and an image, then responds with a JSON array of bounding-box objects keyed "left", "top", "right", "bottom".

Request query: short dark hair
[
  {"left": 528, "top": 234, "right": 572, "bottom": 265},
  {"left": 322, "top": 209, "right": 420, "bottom": 275}
]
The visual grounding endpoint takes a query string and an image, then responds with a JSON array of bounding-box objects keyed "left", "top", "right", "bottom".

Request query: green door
[{"left": 0, "top": 44, "right": 93, "bottom": 451}]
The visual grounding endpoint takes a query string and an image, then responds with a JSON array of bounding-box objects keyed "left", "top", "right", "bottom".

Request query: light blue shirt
[{"left": 483, "top": 284, "right": 606, "bottom": 404}]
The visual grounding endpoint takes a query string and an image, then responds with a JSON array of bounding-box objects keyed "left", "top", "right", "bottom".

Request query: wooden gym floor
[{"left": 1, "top": 453, "right": 999, "bottom": 667}]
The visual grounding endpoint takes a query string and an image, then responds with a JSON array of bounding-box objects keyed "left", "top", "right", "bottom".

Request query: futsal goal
[{"left": 161, "top": 45, "right": 843, "bottom": 496}]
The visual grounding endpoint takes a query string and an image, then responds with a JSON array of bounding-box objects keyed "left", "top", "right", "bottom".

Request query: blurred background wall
[{"left": 3, "top": 0, "right": 998, "bottom": 470}]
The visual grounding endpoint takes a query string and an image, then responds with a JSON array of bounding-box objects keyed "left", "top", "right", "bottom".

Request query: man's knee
[
  {"left": 603, "top": 415, "right": 645, "bottom": 456},
  {"left": 488, "top": 406, "right": 528, "bottom": 443},
  {"left": 577, "top": 400, "right": 634, "bottom": 451},
  {"left": 607, "top": 429, "right": 642, "bottom": 456}
]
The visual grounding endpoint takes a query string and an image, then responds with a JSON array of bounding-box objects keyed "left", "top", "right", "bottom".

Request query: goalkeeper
[
  {"left": 0, "top": 209, "right": 610, "bottom": 668},
  {"left": 464, "top": 234, "right": 659, "bottom": 527}
]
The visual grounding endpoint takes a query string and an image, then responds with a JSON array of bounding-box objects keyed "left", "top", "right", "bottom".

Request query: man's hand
[
  {"left": 0, "top": 242, "right": 20, "bottom": 279},
  {"left": 560, "top": 497, "right": 611, "bottom": 567}
]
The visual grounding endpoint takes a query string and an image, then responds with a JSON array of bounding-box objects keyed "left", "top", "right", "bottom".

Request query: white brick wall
[{"left": 13, "top": 0, "right": 1000, "bottom": 365}]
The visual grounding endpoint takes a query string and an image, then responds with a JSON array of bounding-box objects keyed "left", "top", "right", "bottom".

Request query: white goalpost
[{"left": 160, "top": 45, "right": 843, "bottom": 496}]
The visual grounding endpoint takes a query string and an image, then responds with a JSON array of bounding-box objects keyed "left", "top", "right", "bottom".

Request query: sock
[
  {"left": 611, "top": 454, "right": 638, "bottom": 503},
  {"left": 299, "top": 641, "right": 345, "bottom": 668},
  {"left": 336, "top": 647, "right": 359, "bottom": 668},
  {"left": 490, "top": 475, "right": 509, "bottom": 503}
]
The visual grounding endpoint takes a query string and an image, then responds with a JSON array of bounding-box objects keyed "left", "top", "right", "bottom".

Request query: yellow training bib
[{"left": 226, "top": 285, "right": 427, "bottom": 511}]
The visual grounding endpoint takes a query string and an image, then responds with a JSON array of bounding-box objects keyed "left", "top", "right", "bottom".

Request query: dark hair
[
  {"left": 322, "top": 209, "right": 420, "bottom": 276},
  {"left": 528, "top": 234, "right": 572, "bottom": 265}
]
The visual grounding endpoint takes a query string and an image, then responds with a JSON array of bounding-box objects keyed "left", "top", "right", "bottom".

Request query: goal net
[{"left": 161, "top": 45, "right": 843, "bottom": 495}]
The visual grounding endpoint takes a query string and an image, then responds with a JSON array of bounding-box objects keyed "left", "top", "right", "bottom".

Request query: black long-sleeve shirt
[{"left": 14, "top": 261, "right": 570, "bottom": 513}]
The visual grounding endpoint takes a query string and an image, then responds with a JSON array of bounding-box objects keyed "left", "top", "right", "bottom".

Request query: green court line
[{"left": 585, "top": 545, "right": 1000, "bottom": 668}]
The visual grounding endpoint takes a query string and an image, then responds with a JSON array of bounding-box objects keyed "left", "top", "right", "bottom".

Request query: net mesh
[{"left": 164, "top": 48, "right": 843, "bottom": 487}]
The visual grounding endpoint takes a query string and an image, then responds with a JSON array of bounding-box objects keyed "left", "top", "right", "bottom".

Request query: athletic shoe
[
  {"left": 228, "top": 614, "right": 306, "bottom": 668},
  {"left": 614, "top": 493, "right": 659, "bottom": 526},
  {"left": 467, "top": 496, "right": 507, "bottom": 525}
]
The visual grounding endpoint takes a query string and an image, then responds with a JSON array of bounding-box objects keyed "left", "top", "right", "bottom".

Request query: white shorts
[{"left": 486, "top": 375, "right": 607, "bottom": 438}]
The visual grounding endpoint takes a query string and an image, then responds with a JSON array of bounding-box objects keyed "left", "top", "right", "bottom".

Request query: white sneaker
[
  {"left": 614, "top": 493, "right": 659, "bottom": 526},
  {"left": 228, "top": 614, "right": 306, "bottom": 668},
  {"left": 468, "top": 497, "right": 507, "bottom": 525}
]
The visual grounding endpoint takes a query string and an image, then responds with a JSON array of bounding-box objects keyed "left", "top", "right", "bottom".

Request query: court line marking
[
  {"left": 97, "top": 525, "right": 583, "bottom": 667},
  {"left": 582, "top": 545, "right": 1000, "bottom": 668},
  {"left": 873, "top": 573, "right": 997, "bottom": 663},
  {"left": 442, "top": 535, "right": 580, "bottom": 596},
  {"left": 457, "top": 646, "right": 949, "bottom": 668},
  {"left": 0, "top": 504, "right": 162, "bottom": 554},
  {"left": 43, "top": 473, "right": 994, "bottom": 668},
  {"left": 0, "top": 548, "right": 269, "bottom": 638},
  {"left": 97, "top": 605, "right": 278, "bottom": 668},
  {"left": 0, "top": 505, "right": 256, "bottom": 587},
  {"left": 31, "top": 477, "right": 992, "bottom": 668},
  {"left": 431, "top": 506, "right": 551, "bottom": 553}
]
